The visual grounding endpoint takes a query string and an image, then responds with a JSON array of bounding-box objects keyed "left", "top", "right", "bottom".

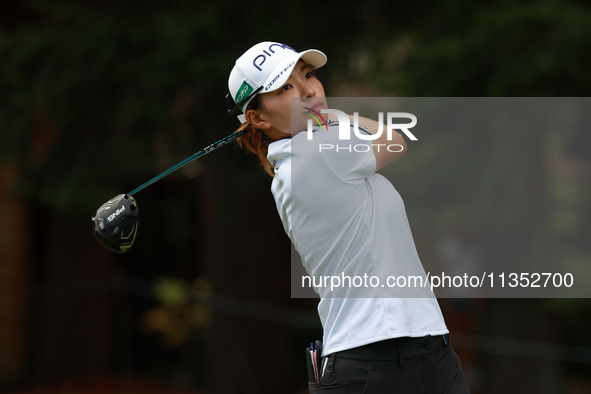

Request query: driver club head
[{"left": 92, "top": 194, "right": 139, "bottom": 253}]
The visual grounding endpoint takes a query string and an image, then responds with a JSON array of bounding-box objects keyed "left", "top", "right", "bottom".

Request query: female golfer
[{"left": 227, "top": 41, "right": 470, "bottom": 393}]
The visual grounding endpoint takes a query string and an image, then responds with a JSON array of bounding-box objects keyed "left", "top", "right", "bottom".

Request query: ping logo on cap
[
  {"left": 252, "top": 43, "right": 296, "bottom": 71},
  {"left": 235, "top": 81, "right": 253, "bottom": 103}
]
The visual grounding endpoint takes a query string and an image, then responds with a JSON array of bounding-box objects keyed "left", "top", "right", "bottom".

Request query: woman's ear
[{"left": 246, "top": 109, "right": 271, "bottom": 130}]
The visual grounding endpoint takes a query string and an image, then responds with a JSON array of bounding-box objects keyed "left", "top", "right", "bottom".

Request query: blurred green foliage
[
  {"left": 0, "top": 0, "right": 589, "bottom": 270},
  {"left": 144, "top": 276, "right": 212, "bottom": 348},
  {"left": 1, "top": 1, "right": 235, "bottom": 209},
  {"left": 1, "top": 0, "right": 590, "bottom": 388},
  {"left": 0, "top": 0, "right": 408, "bottom": 210}
]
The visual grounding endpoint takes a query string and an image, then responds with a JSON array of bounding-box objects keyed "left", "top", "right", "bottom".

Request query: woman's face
[{"left": 246, "top": 60, "right": 327, "bottom": 140}]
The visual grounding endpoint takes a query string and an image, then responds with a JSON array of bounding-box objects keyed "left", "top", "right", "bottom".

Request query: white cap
[{"left": 228, "top": 41, "right": 327, "bottom": 123}]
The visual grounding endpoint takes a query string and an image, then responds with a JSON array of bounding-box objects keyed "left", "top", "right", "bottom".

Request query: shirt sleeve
[{"left": 313, "top": 122, "right": 377, "bottom": 182}]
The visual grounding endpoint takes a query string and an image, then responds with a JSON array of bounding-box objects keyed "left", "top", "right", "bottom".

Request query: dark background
[{"left": 1, "top": 0, "right": 590, "bottom": 393}]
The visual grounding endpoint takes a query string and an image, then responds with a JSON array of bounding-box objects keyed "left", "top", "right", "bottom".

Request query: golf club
[{"left": 92, "top": 128, "right": 248, "bottom": 253}]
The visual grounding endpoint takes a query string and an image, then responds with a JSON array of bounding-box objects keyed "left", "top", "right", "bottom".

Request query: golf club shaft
[{"left": 128, "top": 129, "right": 247, "bottom": 196}]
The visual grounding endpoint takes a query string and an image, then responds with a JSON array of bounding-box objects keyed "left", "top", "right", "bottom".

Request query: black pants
[{"left": 309, "top": 335, "right": 470, "bottom": 394}]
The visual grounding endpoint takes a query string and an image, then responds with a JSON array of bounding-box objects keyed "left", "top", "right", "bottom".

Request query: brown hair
[{"left": 234, "top": 95, "right": 275, "bottom": 177}]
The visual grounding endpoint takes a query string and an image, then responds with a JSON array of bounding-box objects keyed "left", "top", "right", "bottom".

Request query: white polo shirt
[{"left": 268, "top": 120, "right": 448, "bottom": 356}]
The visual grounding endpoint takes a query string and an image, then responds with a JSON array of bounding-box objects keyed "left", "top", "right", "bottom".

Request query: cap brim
[{"left": 261, "top": 49, "right": 327, "bottom": 94}]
